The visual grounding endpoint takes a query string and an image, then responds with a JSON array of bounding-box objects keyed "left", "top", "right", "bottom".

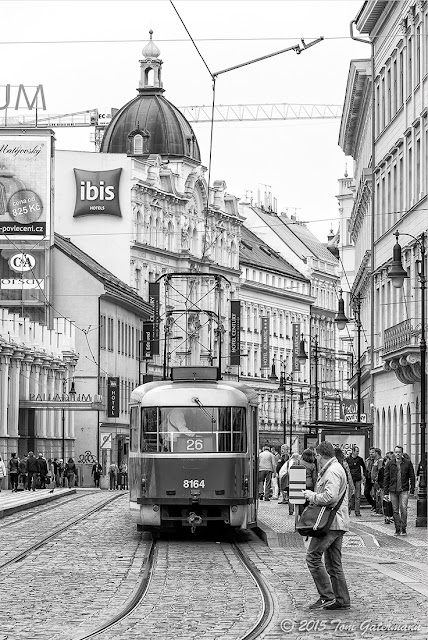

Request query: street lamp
[
  {"left": 278, "top": 371, "right": 295, "bottom": 453},
  {"left": 388, "top": 230, "right": 426, "bottom": 528},
  {"left": 334, "top": 290, "right": 363, "bottom": 424},
  {"left": 298, "top": 334, "right": 320, "bottom": 422},
  {"left": 62, "top": 377, "right": 76, "bottom": 460}
]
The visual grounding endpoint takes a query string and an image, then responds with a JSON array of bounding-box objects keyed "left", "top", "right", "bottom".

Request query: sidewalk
[{"left": 0, "top": 487, "right": 76, "bottom": 519}]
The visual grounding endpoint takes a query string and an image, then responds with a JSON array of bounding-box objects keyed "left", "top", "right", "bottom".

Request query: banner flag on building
[
  {"left": 260, "top": 316, "right": 270, "bottom": 369},
  {"left": 141, "top": 322, "right": 154, "bottom": 360},
  {"left": 107, "top": 377, "right": 120, "bottom": 418},
  {"left": 230, "top": 300, "right": 241, "bottom": 365},
  {"left": 292, "top": 323, "right": 301, "bottom": 372},
  {"left": 149, "top": 282, "right": 160, "bottom": 355}
]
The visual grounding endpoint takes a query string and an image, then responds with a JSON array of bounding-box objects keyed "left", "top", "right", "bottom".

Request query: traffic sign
[{"left": 100, "top": 433, "right": 112, "bottom": 449}]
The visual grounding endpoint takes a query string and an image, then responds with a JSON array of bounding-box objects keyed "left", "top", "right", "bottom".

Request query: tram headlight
[
  {"left": 153, "top": 505, "right": 160, "bottom": 512},
  {"left": 231, "top": 505, "right": 238, "bottom": 513}
]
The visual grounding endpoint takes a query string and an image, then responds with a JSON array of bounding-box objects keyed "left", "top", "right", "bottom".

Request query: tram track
[
  {"left": 72, "top": 536, "right": 275, "bottom": 640},
  {"left": 0, "top": 493, "right": 122, "bottom": 571},
  {"left": 0, "top": 491, "right": 94, "bottom": 529}
]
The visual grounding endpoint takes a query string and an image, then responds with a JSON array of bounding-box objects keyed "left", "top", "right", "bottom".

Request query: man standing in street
[
  {"left": 37, "top": 453, "right": 48, "bottom": 489},
  {"left": 384, "top": 445, "right": 415, "bottom": 536},
  {"left": 303, "top": 441, "right": 350, "bottom": 611},
  {"left": 364, "top": 447, "right": 377, "bottom": 511},
  {"left": 26, "top": 452, "right": 38, "bottom": 491},
  {"left": 347, "top": 446, "right": 366, "bottom": 517},
  {"left": 258, "top": 445, "right": 277, "bottom": 501}
]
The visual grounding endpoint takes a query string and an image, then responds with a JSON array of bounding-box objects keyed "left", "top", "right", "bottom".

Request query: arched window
[{"left": 133, "top": 135, "right": 143, "bottom": 155}]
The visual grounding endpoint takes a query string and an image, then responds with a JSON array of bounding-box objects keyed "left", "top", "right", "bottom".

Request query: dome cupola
[{"left": 100, "top": 32, "right": 201, "bottom": 162}]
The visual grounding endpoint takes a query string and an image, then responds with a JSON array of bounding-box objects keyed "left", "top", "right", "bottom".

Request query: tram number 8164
[{"left": 183, "top": 479, "right": 205, "bottom": 488}]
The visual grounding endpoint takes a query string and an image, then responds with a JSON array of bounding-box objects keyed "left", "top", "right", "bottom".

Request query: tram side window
[
  {"left": 130, "top": 406, "right": 139, "bottom": 452},
  {"left": 217, "top": 407, "right": 246, "bottom": 452},
  {"left": 231, "top": 407, "right": 247, "bottom": 452},
  {"left": 141, "top": 407, "right": 158, "bottom": 451},
  {"left": 217, "top": 407, "right": 231, "bottom": 452}
]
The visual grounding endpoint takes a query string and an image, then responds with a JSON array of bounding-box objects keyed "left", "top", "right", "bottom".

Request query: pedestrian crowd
[
  {"left": 258, "top": 440, "right": 418, "bottom": 611},
  {"left": 0, "top": 452, "right": 80, "bottom": 492},
  {"left": 106, "top": 461, "right": 128, "bottom": 490}
]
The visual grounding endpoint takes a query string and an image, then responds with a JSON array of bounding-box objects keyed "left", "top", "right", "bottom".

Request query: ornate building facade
[{"left": 339, "top": 0, "right": 428, "bottom": 464}]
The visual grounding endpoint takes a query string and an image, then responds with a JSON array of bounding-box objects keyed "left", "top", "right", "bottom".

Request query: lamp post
[
  {"left": 62, "top": 377, "right": 76, "bottom": 460},
  {"left": 269, "top": 361, "right": 294, "bottom": 449},
  {"left": 388, "top": 230, "right": 426, "bottom": 528},
  {"left": 298, "top": 334, "right": 320, "bottom": 422},
  {"left": 334, "top": 290, "right": 363, "bottom": 423}
]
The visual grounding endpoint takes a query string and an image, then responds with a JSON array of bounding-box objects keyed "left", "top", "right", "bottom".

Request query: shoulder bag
[
  {"left": 296, "top": 491, "right": 346, "bottom": 538},
  {"left": 296, "top": 458, "right": 347, "bottom": 538}
]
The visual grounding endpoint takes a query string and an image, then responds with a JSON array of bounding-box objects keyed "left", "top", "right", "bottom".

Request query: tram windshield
[{"left": 141, "top": 406, "right": 247, "bottom": 453}]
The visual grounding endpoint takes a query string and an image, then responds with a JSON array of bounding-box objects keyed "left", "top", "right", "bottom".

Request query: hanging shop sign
[
  {"left": 73, "top": 168, "right": 122, "bottom": 218},
  {"left": 141, "top": 322, "right": 154, "bottom": 359},
  {"left": 260, "top": 316, "right": 270, "bottom": 369},
  {"left": 0, "top": 131, "right": 52, "bottom": 237},
  {"left": 149, "top": 282, "right": 160, "bottom": 356},
  {"left": 292, "top": 323, "right": 301, "bottom": 372},
  {"left": 230, "top": 300, "right": 241, "bottom": 365},
  {"left": 107, "top": 377, "right": 120, "bottom": 418}
]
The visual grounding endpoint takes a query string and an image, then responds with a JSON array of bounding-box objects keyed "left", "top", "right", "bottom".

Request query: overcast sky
[{"left": 1, "top": 0, "right": 368, "bottom": 241}]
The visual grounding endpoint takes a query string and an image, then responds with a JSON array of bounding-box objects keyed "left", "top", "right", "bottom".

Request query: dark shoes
[
  {"left": 394, "top": 530, "right": 401, "bottom": 536},
  {"left": 264, "top": 498, "right": 270, "bottom": 501},
  {"left": 309, "top": 598, "right": 335, "bottom": 610},
  {"left": 324, "top": 601, "right": 351, "bottom": 610},
  {"left": 401, "top": 529, "right": 407, "bottom": 536}
]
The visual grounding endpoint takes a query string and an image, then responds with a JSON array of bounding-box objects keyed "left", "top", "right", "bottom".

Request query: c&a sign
[
  {"left": 107, "top": 377, "right": 120, "bottom": 418},
  {"left": 73, "top": 168, "right": 122, "bottom": 218}
]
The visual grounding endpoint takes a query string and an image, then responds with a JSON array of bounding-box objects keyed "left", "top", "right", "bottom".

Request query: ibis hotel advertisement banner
[{"left": 0, "top": 131, "right": 51, "bottom": 237}]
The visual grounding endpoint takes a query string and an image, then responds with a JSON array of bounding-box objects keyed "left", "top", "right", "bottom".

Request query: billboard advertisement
[{"left": 0, "top": 130, "right": 52, "bottom": 237}]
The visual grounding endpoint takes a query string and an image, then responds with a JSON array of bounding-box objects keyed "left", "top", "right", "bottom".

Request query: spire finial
[
  {"left": 344, "top": 163, "right": 348, "bottom": 178},
  {"left": 142, "top": 30, "right": 161, "bottom": 59}
]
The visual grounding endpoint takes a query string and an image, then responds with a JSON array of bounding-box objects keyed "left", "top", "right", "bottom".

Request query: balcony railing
[{"left": 383, "top": 319, "right": 418, "bottom": 354}]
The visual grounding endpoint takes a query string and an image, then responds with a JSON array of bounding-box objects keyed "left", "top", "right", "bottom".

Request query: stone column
[
  {"left": 8, "top": 350, "right": 24, "bottom": 438},
  {"left": 0, "top": 347, "right": 13, "bottom": 437},
  {"left": 31, "top": 357, "right": 43, "bottom": 438},
  {"left": 46, "top": 366, "right": 57, "bottom": 439}
]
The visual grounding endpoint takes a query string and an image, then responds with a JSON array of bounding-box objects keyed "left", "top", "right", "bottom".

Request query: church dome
[{"left": 100, "top": 32, "right": 201, "bottom": 162}]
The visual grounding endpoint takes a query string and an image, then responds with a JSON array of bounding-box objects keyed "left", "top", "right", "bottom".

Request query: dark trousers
[
  {"left": 306, "top": 530, "right": 350, "bottom": 606},
  {"left": 109, "top": 473, "right": 117, "bottom": 490},
  {"left": 93, "top": 474, "right": 101, "bottom": 488},
  {"left": 27, "top": 472, "right": 36, "bottom": 490},
  {"left": 364, "top": 480, "right": 376, "bottom": 508},
  {"left": 258, "top": 470, "right": 272, "bottom": 499},
  {"left": 10, "top": 473, "right": 19, "bottom": 491}
]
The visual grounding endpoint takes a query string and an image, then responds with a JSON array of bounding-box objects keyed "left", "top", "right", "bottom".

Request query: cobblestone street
[{"left": 0, "top": 491, "right": 426, "bottom": 640}]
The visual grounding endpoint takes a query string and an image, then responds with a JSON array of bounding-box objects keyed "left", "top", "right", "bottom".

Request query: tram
[{"left": 128, "top": 366, "right": 259, "bottom": 533}]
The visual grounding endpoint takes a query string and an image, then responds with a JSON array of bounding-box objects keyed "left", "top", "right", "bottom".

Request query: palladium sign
[{"left": 0, "top": 85, "right": 46, "bottom": 111}]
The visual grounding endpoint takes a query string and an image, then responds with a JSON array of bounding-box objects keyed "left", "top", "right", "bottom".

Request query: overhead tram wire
[{"left": 169, "top": 0, "right": 324, "bottom": 262}]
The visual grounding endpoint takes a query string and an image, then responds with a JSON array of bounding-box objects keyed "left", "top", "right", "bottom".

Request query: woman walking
[{"left": 64, "top": 457, "right": 78, "bottom": 489}]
